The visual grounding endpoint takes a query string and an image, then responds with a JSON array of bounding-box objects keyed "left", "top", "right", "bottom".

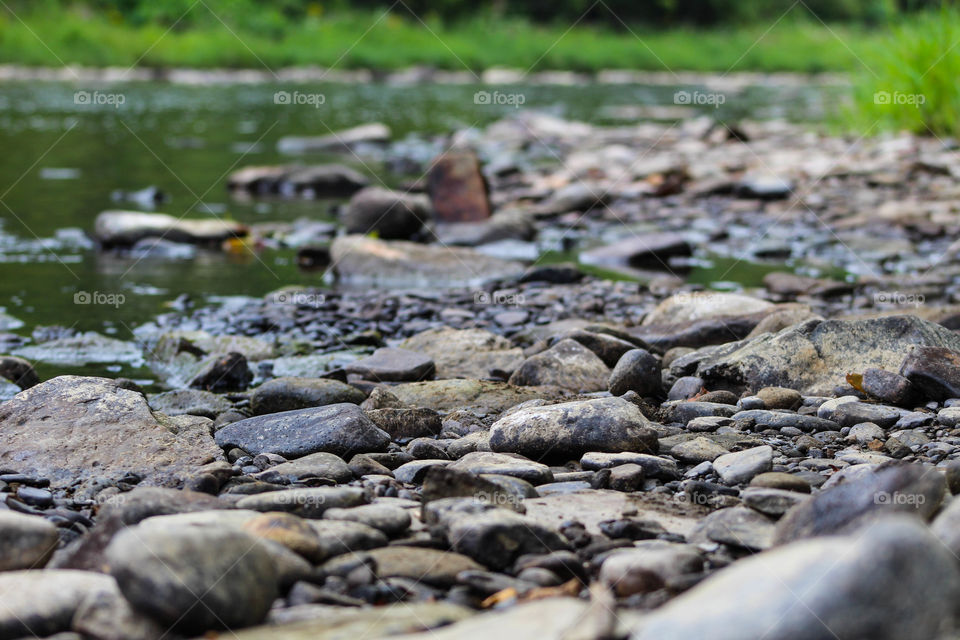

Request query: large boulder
[
  {"left": 670, "top": 315, "right": 960, "bottom": 395},
  {"left": 489, "top": 396, "right": 658, "bottom": 462},
  {"left": 0, "top": 376, "right": 222, "bottom": 488},
  {"left": 214, "top": 403, "right": 390, "bottom": 458},
  {"left": 330, "top": 235, "right": 524, "bottom": 289}
]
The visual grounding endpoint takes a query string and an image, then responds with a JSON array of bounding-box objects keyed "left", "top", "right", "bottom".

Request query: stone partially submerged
[
  {"left": 669, "top": 315, "right": 960, "bottom": 395},
  {"left": 94, "top": 210, "right": 247, "bottom": 248}
]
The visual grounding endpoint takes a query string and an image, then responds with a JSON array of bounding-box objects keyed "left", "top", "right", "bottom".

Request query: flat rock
[
  {"left": 323, "top": 503, "right": 411, "bottom": 536},
  {"left": 236, "top": 486, "right": 368, "bottom": 518},
  {"left": 400, "top": 327, "right": 524, "bottom": 379},
  {"left": 580, "top": 232, "right": 692, "bottom": 269},
  {"left": 14, "top": 332, "right": 142, "bottom": 366},
  {"left": 0, "top": 569, "right": 117, "bottom": 639},
  {"left": 277, "top": 122, "right": 391, "bottom": 153},
  {"left": 671, "top": 316, "right": 960, "bottom": 395},
  {"left": 227, "top": 163, "right": 368, "bottom": 196},
  {"left": 214, "top": 403, "right": 390, "bottom": 458},
  {"left": 671, "top": 436, "right": 729, "bottom": 463},
  {"left": 94, "top": 210, "right": 246, "bottom": 247},
  {"left": 600, "top": 542, "right": 704, "bottom": 596},
  {"left": 256, "top": 451, "right": 353, "bottom": 484},
  {"left": 389, "top": 379, "right": 561, "bottom": 414},
  {"left": 490, "top": 396, "right": 658, "bottom": 462},
  {"left": 689, "top": 506, "right": 775, "bottom": 550},
  {"left": 250, "top": 377, "right": 366, "bottom": 414},
  {"left": 0, "top": 376, "right": 221, "bottom": 488},
  {"left": 328, "top": 546, "right": 481, "bottom": 587},
  {"left": 509, "top": 339, "right": 611, "bottom": 392},
  {"left": 447, "top": 451, "right": 553, "bottom": 484},
  {"left": 713, "top": 446, "right": 773, "bottom": 485},
  {"left": 642, "top": 292, "right": 774, "bottom": 327},
  {"left": 345, "top": 347, "right": 435, "bottom": 382},
  {"left": 634, "top": 516, "right": 960, "bottom": 640},
  {"left": 147, "top": 389, "right": 232, "bottom": 418},
  {"left": 331, "top": 235, "right": 524, "bottom": 289}
]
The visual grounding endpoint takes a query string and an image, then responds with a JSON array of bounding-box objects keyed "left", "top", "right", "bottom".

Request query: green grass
[
  {"left": 0, "top": 7, "right": 885, "bottom": 72},
  {"left": 851, "top": 9, "right": 960, "bottom": 136}
]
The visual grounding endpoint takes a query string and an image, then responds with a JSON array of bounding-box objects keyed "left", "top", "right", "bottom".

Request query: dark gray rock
[
  {"left": 148, "top": 389, "right": 232, "bottom": 418},
  {"left": 250, "top": 377, "right": 366, "bottom": 414},
  {"left": 236, "top": 486, "right": 367, "bottom": 518},
  {"left": 214, "top": 403, "right": 390, "bottom": 458},
  {"left": 255, "top": 451, "right": 353, "bottom": 484},
  {"left": 862, "top": 368, "right": 917, "bottom": 406},
  {"left": 323, "top": 504, "right": 411, "bottom": 537},
  {"left": 188, "top": 352, "right": 252, "bottom": 391},
  {"left": 489, "top": 397, "right": 658, "bottom": 462},
  {"left": 341, "top": 186, "right": 430, "bottom": 239},
  {"left": 0, "top": 355, "right": 38, "bottom": 388},
  {"left": 345, "top": 348, "right": 435, "bottom": 382},
  {"left": 689, "top": 506, "right": 775, "bottom": 551},
  {"left": 900, "top": 345, "right": 960, "bottom": 401},
  {"left": 731, "top": 410, "right": 839, "bottom": 433},
  {"left": 509, "top": 339, "right": 611, "bottom": 392},
  {"left": 609, "top": 349, "right": 661, "bottom": 397},
  {"left": 448, "top": 510, "right": 570, "bottom": 570},
  {"left": 365, "top": 407, "right": 442, "bottom": 440}
]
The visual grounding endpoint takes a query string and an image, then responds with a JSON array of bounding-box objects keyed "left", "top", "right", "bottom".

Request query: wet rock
[
  {"left": 331, "top": 235, "right": 523, "bottom": 289},
  {"left": 215, "top": 403, "right": 390, "bottom": 458},
  {"left": 236, "top": 486, "right": 367, "bottom": 518},
  {"left": 227, "top": 163, "right": 368, "bottom": 196},
  {"left": 774, "top": 462, "right": 946, "bottom": 544},
  {"left": 634, "top": 517, "right": 960, "bottom": 640},
  {"left": 713, "top": 446, "right": 773, "bottom": 485},
  {"left": 188, "top": 351, "right": 251, "bottom": 391},
  {"left": 608, "top": 348, "right": 661, "bottom": 397},
  {"left": 256, "top": 451, "right": 353, "bottom": 484},
  {"left": 509, "top": 339, "right": 610, "bottom": 392},
  {"left": 0, "top": 511, "right": 59, "bottom": 570},
  {"left": 399, "top": 327, "right": 524, "bottom": 379},
  {"left": 341, "top": 187, "right": 430, "bottom": 239},
  {"left": 277, "top": 122, "right": 391, "bottom": 153},
  {"left": 250, "top": 377, "right": 366, "bottom": 414},
  {"left": 900, "top": 345, "right": 960, "bottom": 401},
  {"left": 366, "top": 407, "right": 442, "bottom": 439},
  {"left": 427, "top": 150, "right": 491, "bottom": 223},
  {"left": 106, "top": 525, "right": 277, "bottom": 634},
  {"left": 490, "top": 397, "right": 658, "bottom": 462},
  {"left": 0, "top": 376, "right": 222, "bottom": 488},
  {"left": 600, "top": 542, "right": 703, "bottom": 596},
  {"left": 674, "top": 316, "right": 960, "bottom": 395},
  {"left": 345, "top": 348, "right": 435, "bottom": 382},
  {"left": 448, "top": 510, "right": 570, "bottom": 570},
  {"left": 147, "top": 389, "right": 231, "bottom": 418},
  {"left": 0, "top": 570, "right": 117, "bottom": 639},
  {"left": 94, "top": 210, "right": 246, "bottom": 248},
  {"left": 14, "top": 332, "right": 142, "bottom": 367},
  {"left": 0, "top": 355, "right": 38, "bottom": 388}
]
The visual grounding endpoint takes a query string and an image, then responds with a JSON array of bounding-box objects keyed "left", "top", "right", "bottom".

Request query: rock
[
  {"left": 508, "top": 339, "right": 611, "bottom": 392},
  {"left": 399, "top": 327, "right": 524, "bottom": 379},
  {"left": 331, "top": 235, "right": 523, "bottom": 289},
  {"left": 256, "top": 452, "right": 353, "bottom": 484},
  {"left": 930, "top": 496, "right": 960, "bottom": 557},
  {"left": 667, "top": 376, "right": 705, "bottom": 400},
  {"left": 749, "top": 472, "right": 811, "bottom": 493},
  {"left": 600, "top": 542, "right": 703, "bottom": 596},
  {"left": 365, "top": 407, "right": 442, "bottom": 439},
  {"left": 490, "top": 397, "right": 658, "bottom": 462},
  {"left": 345, "top": 348, "right": 435, "bottom": 382},
  {"left": 323, "top": 503, "right": 411, "bottom": 537},
  {"left": 250, "top": 377, "right": 366, "bottom": 414},
  {"left": 736, "top": 174, "right": 793, "bottom": 200},
  {"left": 0, "top": 570, "right": 117, "bottom": 638},
  {"left": 580, "top": 233, "right": 692, "bottom": 270},
  {"left": 447, "top": 451, "right": 553, "bottom": 484},
  {"left": 741, "top": 487, "right": 808, "bottom": 517},
  {"left": 580, "top": 452, "right": 679, "bottom": 480},
  {"left": 389, "top": 598, "right": 588, "bottom": 640},
  {"left": 608, "top": 349, "right": 661, "bottom": 397},
  {"left": 215, "top": 403, "right": 390, "bottom": 458},
  {"left": 673, "top": 316, "right": 960, "bottom": 395},
  {"left": 241, "top": 512, "right": 327, "bottom": 562},
  {"left": 147, "top": 389, "right": 232, "bottom": 418},
  {"left": 341, "top": 187, "right": 430, "bottom": 239},
  {"left": 634, "top": 517, "right": 960, "bottom": 640},
  {"left": 227, "top": 163, "right": 368, "bottom": 196},
  {"left": 277, "top": 123, "right": 391, "bottom": 153},
  {"left": 0, "top": 511, "right": 59, "bottom": 570},
  {"left": 0, "top": 376, "right": 221, "bottom": 488},
  {"left": 846, "top": 422, "right": 887, "bottom": 444},
  {"left": 187, "top": 351, "right": 251, "bottom": 391},
  {"left": 730, "top": 409, "right": 838, "bottom": 433},
  {"left": 390, "top": 379, "right": 560, "bottom": 414},
  {"left": 900, "top": 345, "right": 960, "bottom": 401},
  {"left": 236, "top": 486, "right": 367, "bottom": 518},
  {"left": 106, "top": 525, "right": 277, "bottom": 633},
  {"left": 861, "top": 368, "right": 917, "bottom": 406},
  {"left": 774, "top": 462, "right": 946, "bottom": 544},
  {"left": 14, "top": 332, "right": 142, "bottom": 367},
  {"left": 427, "top": 150, "right": 491, "bottom": 223},
  {"left": 826, "top": 401, "right": 900, "bottom": 429},
  {"left": 689, "top": 506, "right": 775, "bottom": 550},
  {"left": 756, "top": 386, "right": 802, "bottom": 410},
  {"left": 671, "top": 436, "right": 729, "bottom": 463},
  {"left": 448, "top": 510, "right": 570, "bottom": 570},
  {"left": 662, "top": 401, "right": 737, "bottom": 424},
  {"left": 713, "top": 446, "right": 773, "bottom": 485},
  {"left": 608, "top": 463, "right": 646, "bottom": 492},
  {"left": 94, "top": 210, "right": 246, "bottom": 248},
  {"left": 421, "top": 466, "right": 532, "bottom": 511},
  {"left": 71, "top": 583, "right": 168, "bottom": 640},
  {"left": 0, "top": 355, "right": 38, "bottom": 388},
  {"left": 548, "top": 329, "right": 641, "bottom": 368},
  {"left": 332, "top": 547, "right": 481, "bottom": 587},
  {"left": 642, "top": 292, "right": 774, "bottom": 327}
]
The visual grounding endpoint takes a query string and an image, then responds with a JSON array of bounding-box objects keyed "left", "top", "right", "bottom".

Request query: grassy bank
[{"left": 0, "top": 7, "right": 884, "bottom": 73}]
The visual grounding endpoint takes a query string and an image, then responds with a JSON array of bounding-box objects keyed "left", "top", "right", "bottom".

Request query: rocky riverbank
[{"left": 5, "top": 110, "right": 960, "bottom": 639}]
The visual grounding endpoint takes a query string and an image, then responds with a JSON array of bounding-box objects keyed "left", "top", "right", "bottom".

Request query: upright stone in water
[
  {"left": 94, "top": 210, "right": 247, "bottom": 248},
  {"left": 427, "top": 150, "right": 491, "bottom": 223},
  {"left": 341, "top": 186, "right": 430, "bottom": 239},
  {"left": 0, "top": 355, "right": 38, "bottom": 388},
  {"left": 0, "top": 376, "right": 222, "bottom": 488}
]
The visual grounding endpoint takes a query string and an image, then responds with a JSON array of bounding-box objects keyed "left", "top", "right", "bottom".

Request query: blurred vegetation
[{"left": 852, "top": 7, "right": 960, "bottom": 136}]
